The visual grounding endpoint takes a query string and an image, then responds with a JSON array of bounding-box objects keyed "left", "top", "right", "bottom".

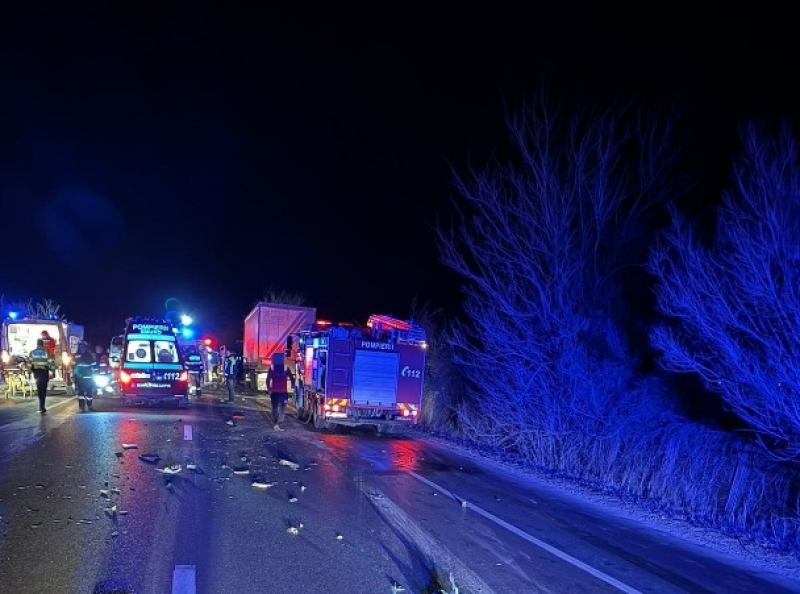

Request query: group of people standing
[
  {"left": 27, "top": 338, "right": 108, "bottom": 413},
  {"left": 27, "top": 335, "right": 296, "bottom": 431},
  {"left": 221, "top": 350, "right": 295, "bottom": 431}
]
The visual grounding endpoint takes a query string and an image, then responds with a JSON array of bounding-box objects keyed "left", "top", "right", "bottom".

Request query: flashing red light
[
  {"left": 179, "top": 371, "right": 188, "bottom": 382},
  {"left": 119, "top": 370, "right": 132, "bottom": 384},
  {"left": 203, "top": 338, "right": 212, "bottom": 346}
]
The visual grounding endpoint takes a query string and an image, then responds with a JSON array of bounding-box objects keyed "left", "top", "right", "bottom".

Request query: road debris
[
  {"left": 288, "top": 495, "right": 298, "bottom": 503},
  {"left": 278, "top": 459, "right": 299, "bottom": 470},
  {"left": 225, "top": 420, "right": 235, "bottom": 427},
  {"left": 156, "top": 464, "right": 182, "bottom": 475},
  {"left": 251, "top": 477, "right": 275, "bottom": 489},
  {"left": 99, "top": 489, "right": 110, "bottom": 498},
  {"left": 335, "top": 533, "right": 343, "bottom": 540},
  {"left": 232, "top": 466, "right": 249, "bottom": 475},
  {"left": 138, "top": 454, "right": 160, "bottom": 464},
  {"left": 122, "top": 443, "right": 138, "bottom": 450}
]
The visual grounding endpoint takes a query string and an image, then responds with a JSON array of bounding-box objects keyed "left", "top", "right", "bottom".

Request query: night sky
[{"left": 1, "top": 5, "right": 797, "bottom": 346}]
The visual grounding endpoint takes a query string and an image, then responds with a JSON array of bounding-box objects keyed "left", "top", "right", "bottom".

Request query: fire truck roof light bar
[{"left": 366, "top": 315, "right": 411, "bottom": 331}]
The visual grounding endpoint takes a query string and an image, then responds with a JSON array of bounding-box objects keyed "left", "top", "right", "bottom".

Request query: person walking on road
[
  {"left": 266, "top": 353, "right": 295, "bottom": 431},
  {"left": 222, "top": 351, "right": 238, "bottom": 403},
  {"left": 29, "top": 339, "right": 53, "bottom": 413}
]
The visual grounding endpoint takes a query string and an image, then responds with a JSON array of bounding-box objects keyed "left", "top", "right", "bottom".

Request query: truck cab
[{"left": 116, "top": 318, "right": 189, "bottom": 407}]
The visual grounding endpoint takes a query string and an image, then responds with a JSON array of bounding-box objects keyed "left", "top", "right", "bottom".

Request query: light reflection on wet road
[{"left": 1, "top": 401, "right": 799, "bottom": 593}]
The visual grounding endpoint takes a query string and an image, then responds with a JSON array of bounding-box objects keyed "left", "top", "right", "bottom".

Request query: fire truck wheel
[
  {"left": 297, "top": 406, "right": 308, "bottom": 422},
  {"left": 313, "top": 410, "right": 326, "bottom": 430}
]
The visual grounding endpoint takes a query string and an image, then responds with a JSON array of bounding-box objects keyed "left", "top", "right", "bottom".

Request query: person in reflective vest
[
  {"left": 29, "top": 339, "right": 53, "bottom": 413},
  {"left": 73, "top": 342, "right": 96, "bottom": 412},
  {"left": 266, "top": 352, "right": 295, "bottom": 431}
]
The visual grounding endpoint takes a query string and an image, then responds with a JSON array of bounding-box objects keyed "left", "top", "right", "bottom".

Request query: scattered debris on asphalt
[
  {"left": 138, "top": 454, "right": 160, "bottom": 464},
  {"left": 251, "top": 477, "right": 275, "bottom": 489},
  {"left": 155, "top": 464, "right": 182, "bottom": 475},
  {"left": 278, "top": 459, "right": 299, "bottom": 470},
  {"left": 122, "top": 443, "right": 138, "bottom": 450}
]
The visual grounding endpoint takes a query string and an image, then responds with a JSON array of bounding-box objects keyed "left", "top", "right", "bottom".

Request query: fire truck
[{"left": 295, "top": 314, "right": 427, "bottom": 434}]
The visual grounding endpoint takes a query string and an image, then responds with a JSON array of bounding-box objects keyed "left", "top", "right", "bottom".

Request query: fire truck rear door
[{"left": 351, "top": 350, "right": 399, "bottom": 407}]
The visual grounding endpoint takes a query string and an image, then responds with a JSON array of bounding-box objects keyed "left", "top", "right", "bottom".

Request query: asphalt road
[{"left": 0, "top": 390, "right": 799, "bottom": 593}]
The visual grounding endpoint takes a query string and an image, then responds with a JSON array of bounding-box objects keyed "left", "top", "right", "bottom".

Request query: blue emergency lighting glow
[
  {"left": 181, "top": 315, "right": 193, "bottom": 326},
  {"left": 8, "top": 311, "right": 18, "bottom": 320},
  {"left": 181, "top": 328, "right": 194, "bottom": 339}
]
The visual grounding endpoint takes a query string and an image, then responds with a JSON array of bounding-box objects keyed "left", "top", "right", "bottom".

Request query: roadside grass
[{"left": 417, "top": 386, "right": 800, "bottom": 557}]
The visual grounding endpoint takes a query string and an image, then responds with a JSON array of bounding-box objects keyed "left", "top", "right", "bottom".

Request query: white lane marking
[
  {"left": 409, "top": 471, "right": 642, "bottom": 594},
  {"left": 183, "top": 424, "right": 193, "bottom": 441},
  {"left": 172, "top": 564, "right": 196, "bottom": 594}
]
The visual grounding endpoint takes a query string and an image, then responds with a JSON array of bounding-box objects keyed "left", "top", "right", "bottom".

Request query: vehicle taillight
[
  {"left": 120, "top": 370, "right": 131, "bottom": 384},
  {"left": 179, "top": 371, "right": 188, "bottom": 382}
]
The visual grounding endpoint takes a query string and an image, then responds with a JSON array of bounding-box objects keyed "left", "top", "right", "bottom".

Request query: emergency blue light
[
  {"left": 181, "top": 328, "right": 194, "bottom": 339},
  {"left": 8, "top": 311, "right": 18, "bottom": 320},
  {"left": 181, "top": 315, "right": 193, "bottom": 326}
]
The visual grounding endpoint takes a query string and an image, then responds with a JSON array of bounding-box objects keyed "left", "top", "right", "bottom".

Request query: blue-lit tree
[
  {"left": 650, "top": 124, "right": 800, "bottom": 461},
  {"left": 439, "top": 92, "right": 684, "bottom": 460}
]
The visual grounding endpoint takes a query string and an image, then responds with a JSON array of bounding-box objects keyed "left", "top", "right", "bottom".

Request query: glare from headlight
[{"left": 94, "top": 375, "right": 110, "bottom": 388}]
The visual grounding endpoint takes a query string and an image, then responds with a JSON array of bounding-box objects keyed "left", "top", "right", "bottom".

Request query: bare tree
[
  {"left": 408, "top": 296, "right": 463, "bottom": 429},
  {"left": 261, "top": 286, "right": 306, "bottom": 306},
  {"left": 649, "top": 124, "right": 800, "bottom": 460},
  {"left": 0, "top": 295, "right": 30, "bottom": 318},
  {"left": 30, "top": 298, "right": 64, "bottom": 320},
  {"left": 438, "top": 91, "right": 683, "bottom": 453}
]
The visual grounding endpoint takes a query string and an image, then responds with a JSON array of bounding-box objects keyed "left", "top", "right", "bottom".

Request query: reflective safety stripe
[{"left": 29, "top": 348, "right": 52, "bottom": 369}]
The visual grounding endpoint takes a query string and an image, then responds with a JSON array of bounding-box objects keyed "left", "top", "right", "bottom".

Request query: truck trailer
[
  {"left": 295, "top": 314, "right": 427, "bottom": 434},
  {"left": 242, "top": 302, "right": 317, "bottom": 391}
]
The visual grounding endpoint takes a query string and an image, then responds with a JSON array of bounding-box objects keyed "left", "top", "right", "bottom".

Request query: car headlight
[{"left": 94, "top": 375, "right": 110, "bottom": 388}]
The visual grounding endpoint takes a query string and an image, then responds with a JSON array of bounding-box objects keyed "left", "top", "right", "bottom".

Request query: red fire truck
[{"left": 295, "top": 314, "right": 427, "bottom": 434}]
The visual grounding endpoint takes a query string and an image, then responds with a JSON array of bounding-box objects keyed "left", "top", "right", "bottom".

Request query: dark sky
[{"left": 1, "top": 5, "right": 798, "bottom": 345}]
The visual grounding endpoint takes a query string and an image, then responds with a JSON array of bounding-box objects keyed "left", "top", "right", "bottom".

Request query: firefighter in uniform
[
  {"left": 29, "top": 339, "right": 54, "bottom": 413},
  {"left": 73, "top": 342, "right": 96, "bottom": 411}
]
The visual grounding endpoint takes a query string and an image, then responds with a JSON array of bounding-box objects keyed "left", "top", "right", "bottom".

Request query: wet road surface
[{"left": 0, "top": 393, "right": 799, "bottom": 593}]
